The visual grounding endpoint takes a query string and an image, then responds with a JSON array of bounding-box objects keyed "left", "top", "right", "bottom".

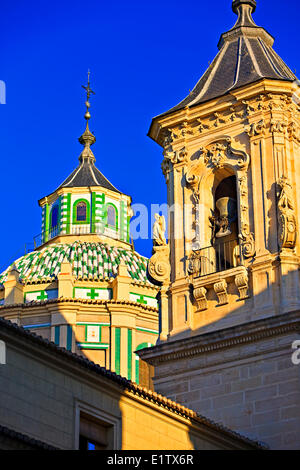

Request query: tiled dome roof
[{"left": 0, "top": 242, "right": 151, "bottom": 285}]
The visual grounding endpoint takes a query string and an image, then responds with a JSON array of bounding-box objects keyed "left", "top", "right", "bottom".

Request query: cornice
[
  {"left": 138, "top": 310, "right": 300, "bottom": 365},
  {"left": 0, "top": 297, "right": 159, "bottom": 313},
  {"left": 150, "top": 80, "right": 298, "bottom": 147}
]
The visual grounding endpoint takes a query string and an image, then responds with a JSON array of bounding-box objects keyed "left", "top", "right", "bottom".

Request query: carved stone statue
[
  {"left": 277, "top": 176, "right": 297, "bottom": 250},
  {"left": 148, "top": 214, "right": 170, "bottom": 284},
  {"left": 153, "top": 214, "right": 167, "bottom": 246}
]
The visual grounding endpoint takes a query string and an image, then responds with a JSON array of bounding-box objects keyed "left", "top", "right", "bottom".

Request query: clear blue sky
[{"left": 0, "top": 0, "right": 299, "bottom": 271}]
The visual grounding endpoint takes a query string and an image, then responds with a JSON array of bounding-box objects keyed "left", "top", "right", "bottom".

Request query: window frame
[
  {"left": 105, "top": 203, "right": 118, "bottom": 230},
  {"left": 74, "top": 401, "right": 121, "bottom": 450},
  {"left": 72, "top": 199, "right": 91, "bottom": 225}
]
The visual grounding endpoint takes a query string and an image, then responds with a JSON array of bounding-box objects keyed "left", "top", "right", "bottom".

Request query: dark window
[
  {"left": 77, "top": 202, "right": 87, "bottom": 222},
  {"left": 107, "top": 206, "right": 116, "bottom": 227},
  {"left": 79, "top": 412, "right": 114, "bottom": 450},
  {"left": 79, "top": 435, "right": 101, "bottom": 451},
  {"left": 51, "top": 206, "right": 58, "bottom": 229}
]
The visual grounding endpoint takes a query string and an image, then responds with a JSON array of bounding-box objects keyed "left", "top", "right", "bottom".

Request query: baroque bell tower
[{"left": 141, "top": 0, "right": 300, "bottom": 449}]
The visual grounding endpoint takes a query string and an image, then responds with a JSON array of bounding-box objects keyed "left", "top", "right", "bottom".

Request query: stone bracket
[
  {"left": 235, "top": 272, "right": 249, "bottom": 300},
  {"left": 193, "top": 287, "right": 208, "bottom": 312},
  {"left": 214, "top": 279, "right": 228, "bottom": 306}
]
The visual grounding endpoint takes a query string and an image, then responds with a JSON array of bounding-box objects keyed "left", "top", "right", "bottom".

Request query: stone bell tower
[{"left": 142, "top": 0, "right": 300, "bottom": 450}]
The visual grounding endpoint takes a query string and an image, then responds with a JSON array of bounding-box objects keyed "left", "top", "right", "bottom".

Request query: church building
[{"left": 0, "top": 0, "right": 299, "bottom": 451}]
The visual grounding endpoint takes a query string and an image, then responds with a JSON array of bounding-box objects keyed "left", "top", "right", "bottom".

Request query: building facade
[
  {"left": 140, "top": 0, "right": 300, "bottom": 449},
  {"left": 0, "top": 317, "right": 265, "bottom": 450}
]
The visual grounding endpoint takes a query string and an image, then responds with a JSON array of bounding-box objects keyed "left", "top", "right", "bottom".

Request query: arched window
[
  {"left": 107, "top": 205, "right": 117, "bottom": 228},
  {"left": 51, "top": 206, "right": 59, "bottom": 229},
  {"left": 76, "top": 202, "right": 87, "bottom": 222},
  {"left": 72, "top": 199, "right": 90, "bottom": 225}
]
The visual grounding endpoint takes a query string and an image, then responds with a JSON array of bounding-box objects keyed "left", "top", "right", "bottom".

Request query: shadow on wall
[{"left": 140, "top": 267, "right": 300, "bottom": 450}]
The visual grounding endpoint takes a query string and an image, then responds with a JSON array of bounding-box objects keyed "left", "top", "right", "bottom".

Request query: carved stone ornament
[
  {"left": 199, "top": 138, "right": 250, "bottom": 171},
  {"left": 148, "top": 215, "right": 170, "bottom": 284},
  {"left": 277, "top": 176, "right": 297, "bottom": 250},
  {"left": 270, "top": 120, "right": 287, "bottom": 134},
  {"left": 164, "top": 146, "right": 188, "bottom": 165},
  {"left": 238, "top": 176, "right": 255, "bottom": 259},
  {"left": 187, "top": 251, "right": 202, "bottom": 276},
  {"left": 193, "top": 287, "right": 208, "bottom": 312},
  {"left": 148, "top": 245, "right": 170, "bottom": 284},
  {"left": 214, "top": 279, "right": 228, "bottom": 306},
  {"left": 235, "top": 272, "right": 249, "bottom": 300},
  {"left": 245, "top": 120, "right": 266, "bottom": 137}
]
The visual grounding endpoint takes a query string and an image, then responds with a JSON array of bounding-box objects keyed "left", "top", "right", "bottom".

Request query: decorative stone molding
[
  {"left": 270, "top": 120, "right": 287, "bottom": 134},
  {"left": 245, "top": 120, "right": 266, "bottom": 137},
  {"left": 199, "top": 138, "right": 250, "bottom": 171},
  {"left": 235, "top": 272, "right": 249, "bottom": 300},
  {"left": 138, "top": 310, "right": 300, "bottom": 365},
  {"left": 164, "top": 146, "right": 188, "bottom": 165},
  {"left": 148, "top": 246, "right": 170, "bottom": 285},
  {"left": 237, "top": 175, "right": 255, "bottom": 259},
  {"left": 239, "top": 225, "right": 255, "bottom": 259},
  {"left": 214, "top": 279, "right": 228, "bottom": 305},
  {"left": 193, "top": 287, "right": 208, "bottom": 312},
  {"left": 277, "top": 176, "right": 297, "bottom": 250},
  {"left": 197, "top": 119, "right": 210, "bottom": 134},
  {"left": 287, "top": 122, "right": 300, "bottom": 143},
  {"left": 187, "top": 251, "right": 202, "bottom": 276}
]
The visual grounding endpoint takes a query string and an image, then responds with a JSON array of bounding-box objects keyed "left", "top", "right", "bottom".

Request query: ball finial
[{"left": 232, "top": 0, "right": 256, "bottom": 14}]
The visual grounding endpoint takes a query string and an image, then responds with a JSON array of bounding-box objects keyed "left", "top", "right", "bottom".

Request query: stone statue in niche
[{"left": 153, "top": 214, "right": 167, "bottom": 246}]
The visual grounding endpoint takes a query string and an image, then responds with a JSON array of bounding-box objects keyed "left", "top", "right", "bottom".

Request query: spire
[
  {"left": 78, "top": 70, "right": 96, "bottom": 163},
  {"left": 54, "top": 72, "right": 122, "bottom": 194},
  {"left": 150, "top": 0, "right": 296, "bottom": 119},
  {"left": 219, "top": 0, "right": 274, "bottom": 49}
]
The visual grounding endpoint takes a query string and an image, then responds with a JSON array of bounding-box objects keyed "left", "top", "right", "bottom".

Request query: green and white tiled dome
[{"left": 0, "top": 242, "right": 151, "bottom": 285}]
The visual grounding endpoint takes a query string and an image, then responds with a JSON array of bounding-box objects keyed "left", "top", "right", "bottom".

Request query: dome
[{"left": 0, "top": 242, "right": 151, "bottom": 286}]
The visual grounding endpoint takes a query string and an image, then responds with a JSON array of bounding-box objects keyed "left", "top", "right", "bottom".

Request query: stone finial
[
  {"left": 4, "top": 264, "right": 24, "bottom": 305},
  {"left": 58, "top": 258, "right": 74, "bottom": 298},
  {"left": 6, "top": 263, "right": 21, "bottom": 282},
  {"left": 112, "top": 260, "right": 131, "bottom": 301},
  {"left": 117, "top": 260, "right": 130, "bottom": 278},
  {"left": 232, "top": 0, "right": 256, "bottom": 15}
]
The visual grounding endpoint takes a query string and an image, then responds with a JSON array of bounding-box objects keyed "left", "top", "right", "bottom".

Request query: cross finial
[{"left": 82, "top": 69, "right": 95, "bottom": 104}]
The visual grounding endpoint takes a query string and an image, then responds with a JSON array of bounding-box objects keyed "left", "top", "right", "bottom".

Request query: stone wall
[
  {"left": 0, "top": 320, "right": 259, "bottom": 450},
  {"left": 152, "top": 330, "right": 300, "bottom": 450}
]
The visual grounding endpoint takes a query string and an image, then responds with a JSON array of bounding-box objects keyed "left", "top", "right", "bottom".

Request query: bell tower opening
[{"left": 212, "top": 175, "right": 239, "bottom": 272}]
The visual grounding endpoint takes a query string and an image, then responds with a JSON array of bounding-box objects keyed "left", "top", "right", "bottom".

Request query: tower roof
[
  {"left": 56, "top": 73, "right": 121, "bottom": 194},
  {"left": 155, "top": 0, "right": 296, "bottom": 119}
]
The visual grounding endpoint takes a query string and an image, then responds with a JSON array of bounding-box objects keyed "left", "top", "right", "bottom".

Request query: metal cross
[{"left": 82, "top": 70, "right": 95, "bottom": 102}]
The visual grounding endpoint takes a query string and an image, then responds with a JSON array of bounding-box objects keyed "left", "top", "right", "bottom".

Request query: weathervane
[{"left": 82, "top": 70, "right": 95, "bottom": 121}]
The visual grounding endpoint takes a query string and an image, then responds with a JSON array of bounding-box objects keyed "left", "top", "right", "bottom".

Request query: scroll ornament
[{"left": 277, "top": 176, "right": 297, "bottom": 250}]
